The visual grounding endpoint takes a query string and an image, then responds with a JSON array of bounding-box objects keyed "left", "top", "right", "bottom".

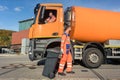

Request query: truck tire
[
  {"left": 28, "top": 46, "right": 35, "bottom": 61},
  {"left": 82, "top": 48, "right": 103, "bottom": 68}
]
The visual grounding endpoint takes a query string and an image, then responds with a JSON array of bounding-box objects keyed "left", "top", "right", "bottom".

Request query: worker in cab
[
  {"left": 58, "top": 26, "right": 75, "bottom": 76},
  {"left": 45, "top": 12, "right": 56, "bottom": 23}
]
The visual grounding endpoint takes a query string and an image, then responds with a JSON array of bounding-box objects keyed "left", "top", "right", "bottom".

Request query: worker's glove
[
  {"left": 60, "top": 49, "right": 64, "bottom": 54},
  {"left": 58, "top": 54, "right": 62, "bottom": 59},
  {"left": 58, "top": 49, "right": 63, "bottom": 59}
]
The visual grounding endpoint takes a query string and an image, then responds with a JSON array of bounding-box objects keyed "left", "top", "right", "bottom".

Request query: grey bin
[{"left": 42, "top": 48, "right": 60, "bottom": 79}]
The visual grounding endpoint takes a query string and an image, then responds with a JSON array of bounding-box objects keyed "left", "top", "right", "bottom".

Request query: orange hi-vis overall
[{"left": 58, "top": 33, "right": 72, "bottom": 73}]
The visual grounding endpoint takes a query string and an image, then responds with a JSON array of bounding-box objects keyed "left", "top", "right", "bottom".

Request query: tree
[{"left": 0, "top": 29, "right": 15, "bottom": 47}]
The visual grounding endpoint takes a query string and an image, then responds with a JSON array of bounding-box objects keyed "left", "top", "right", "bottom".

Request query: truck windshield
[{"left": 64, "top": 7, "right": 72, "bottom": 27}]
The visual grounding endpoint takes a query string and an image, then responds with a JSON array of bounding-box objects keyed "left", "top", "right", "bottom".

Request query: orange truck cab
[
  {"left": 28, "top": 3, "right": 120, "bottom": 68},
  {"left": 29, "top": 3, "right": 63, "bottom": 60}
]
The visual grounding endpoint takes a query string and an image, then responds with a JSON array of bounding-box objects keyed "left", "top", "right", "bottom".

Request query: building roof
[{"left": 19, "top": 18, "right": 34, "bottom": 23}]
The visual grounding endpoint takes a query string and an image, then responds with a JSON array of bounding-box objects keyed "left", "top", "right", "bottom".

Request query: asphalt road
[{"left": 0, "top": 54, "right": 120, "bottom": 80}]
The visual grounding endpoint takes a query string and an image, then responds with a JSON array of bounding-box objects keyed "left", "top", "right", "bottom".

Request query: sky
[{"left": 0, "top": 0, "right": 120, "bottom": 31}]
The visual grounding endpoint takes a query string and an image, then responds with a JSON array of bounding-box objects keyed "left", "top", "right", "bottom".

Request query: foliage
[{"left": 0, "top": 29, "right": 15, "bottom": 47}]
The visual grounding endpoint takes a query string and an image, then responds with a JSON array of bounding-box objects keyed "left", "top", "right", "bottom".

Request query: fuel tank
[{"left": 70, "top": 6, "right": 120, "bottom": 43}]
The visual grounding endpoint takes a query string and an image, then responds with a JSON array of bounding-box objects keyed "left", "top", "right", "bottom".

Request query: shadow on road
[
  {"left": 36, "top": 59, "right": 85, "bottom": 66},
  {"left": 106, "top": 59, "right": 120, "bottom": 65},
  {"left": 37, "top": 59, "right": 46, "bottom": 66},
  {"left": 35, "top": 58, "right": 120, "bottom": 69}
]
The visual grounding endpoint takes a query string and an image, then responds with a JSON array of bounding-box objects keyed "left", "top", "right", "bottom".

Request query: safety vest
[{"left": 61, "top": 33, "right": 71, "bottom": 54}]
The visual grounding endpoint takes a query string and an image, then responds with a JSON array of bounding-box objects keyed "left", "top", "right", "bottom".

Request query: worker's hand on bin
[
  {"left": 58, "top": 54, "right": 62, "bottom": 59},
  {"left": 58, "top": 49, "right": 63, "bottom": 58},
  {"left": 61, "top": 49, "right": 63, "bottom": 53}
]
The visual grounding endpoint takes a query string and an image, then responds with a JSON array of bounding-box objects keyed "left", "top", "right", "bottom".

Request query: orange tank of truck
[{"left": 70, "top": 6, "right": 120, "bottom": 43}]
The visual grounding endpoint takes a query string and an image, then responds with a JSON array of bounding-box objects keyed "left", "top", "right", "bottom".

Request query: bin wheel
[{"left": 49, "top": 72, "right": 55, "bottom": 79}]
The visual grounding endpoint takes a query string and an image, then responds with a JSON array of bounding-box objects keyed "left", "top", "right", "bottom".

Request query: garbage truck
[{"left": 28, "top": 3, "right": 120, "bottom": 68}]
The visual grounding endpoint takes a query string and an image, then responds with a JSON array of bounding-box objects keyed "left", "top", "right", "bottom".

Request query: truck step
[
  {"left": 107, "top": 56, "right": 120, "bottom": 59},
  {"left": 74, "top": 52, "right": 82, "bottom": 60},
  {"left": 33, "top": 48, "right": 45, "bottom": 51},
  {"left": 35, "top": 44, "right": 46, "bottom": 48}
]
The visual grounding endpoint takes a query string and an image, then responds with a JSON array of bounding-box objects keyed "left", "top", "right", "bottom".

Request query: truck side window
[{"left": 39, "top": 9, "right": 57, "bottom": 24}]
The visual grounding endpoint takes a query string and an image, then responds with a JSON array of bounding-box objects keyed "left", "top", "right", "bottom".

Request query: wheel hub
[{"left": 89, "top": 53, "right": 99, "bottom": 63}]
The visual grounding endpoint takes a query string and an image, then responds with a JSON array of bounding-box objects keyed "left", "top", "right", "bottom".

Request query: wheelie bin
[{"left": 42, "top": 48, "right": 60, "bottom": 79}]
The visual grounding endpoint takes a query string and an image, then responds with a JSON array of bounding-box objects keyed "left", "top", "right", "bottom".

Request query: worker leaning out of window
[{"left": 45, "top": 12, "right": 56, "bottom": 23}]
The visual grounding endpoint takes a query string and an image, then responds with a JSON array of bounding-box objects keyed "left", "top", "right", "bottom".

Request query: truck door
[{"left": 38, "top": 7, "right": 61, "bottom": 37}]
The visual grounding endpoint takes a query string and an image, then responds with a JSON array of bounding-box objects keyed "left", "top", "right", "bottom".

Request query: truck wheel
[
  {"left": 82, "top": 48, "right": 103, "bottom": 68},
  {"left": 28, "top": 46, "right": 35, "bottom": 61}
]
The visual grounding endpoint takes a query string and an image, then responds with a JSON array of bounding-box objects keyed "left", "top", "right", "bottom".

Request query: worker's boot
[
  {"left": 66, "top": 71, "right": 75, "bottom": 74},
  {"left": 58, "top": 72, "right": 66, "bottom": 76}
]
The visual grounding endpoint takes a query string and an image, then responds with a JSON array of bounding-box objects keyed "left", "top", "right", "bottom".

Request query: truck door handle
[{"left": 52, "top": 32, "right": 58, "bottom": 36}]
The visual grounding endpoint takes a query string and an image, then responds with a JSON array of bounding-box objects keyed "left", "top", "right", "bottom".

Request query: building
[
  {"left": 19, "top": 18, "right": 34, "bottom": 31},
  {"left": 11, "top": 18, "right": 34, "bottom": 54}
]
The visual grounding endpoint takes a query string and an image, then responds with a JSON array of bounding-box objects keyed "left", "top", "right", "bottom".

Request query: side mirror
[{"left": 34, "top": 4, "right": 40, "bottom": 15}]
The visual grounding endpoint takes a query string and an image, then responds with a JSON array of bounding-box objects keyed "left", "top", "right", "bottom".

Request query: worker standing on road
[{"left": 58, "top": 26, "right": 75, "bottom": 76}]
